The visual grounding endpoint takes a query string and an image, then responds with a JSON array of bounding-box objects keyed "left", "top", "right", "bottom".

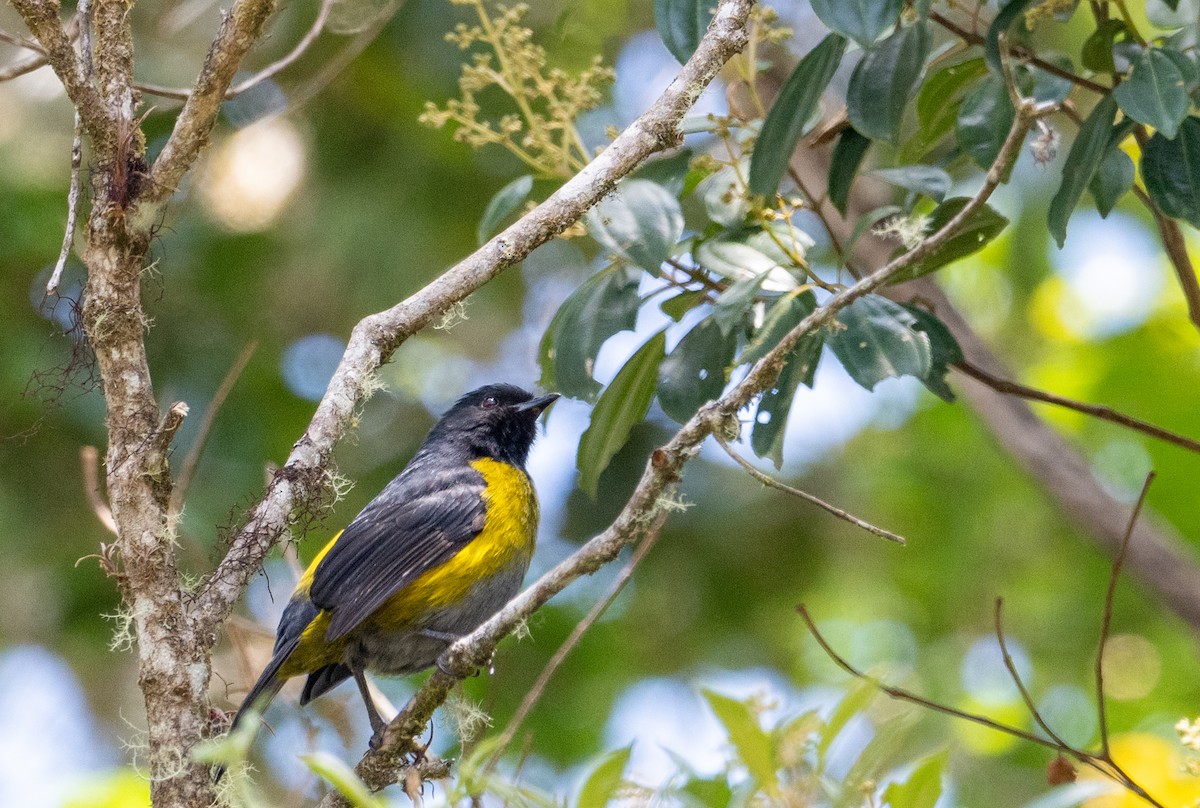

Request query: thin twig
[
  {"left": 485, "top": 508, "right": 669, "bottom": 772},
  {"left": 0, "top": 50, "right": 48, "bottom": 81},
  {"left": 1096, "top": 471, "right": 1154, "bottom": 758},
  {"left": 81, "top": 445, "right": 119, "bottom": 535},
  {"left": 714, "top": 433, "right": 905, "bottom": 545},
  {"left": 928, "top": 9, "right": 1110, "bottom": 95},
  {"left": 994, "top": 598, "right": 1069, "bottom": 747},
  {"left": 954, "top": 361, "right": 1200, "bottom": 455},
  {"left": 47, "top": 115, "right": 83, "bottom": 294},
  {"left": 135, "top": 0, "right": 334, "bottom": 102},
  {"left": 170, "top": 340, "right": 258, "bottom": 515}
]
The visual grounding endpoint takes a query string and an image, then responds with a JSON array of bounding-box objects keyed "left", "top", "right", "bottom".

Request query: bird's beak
[{"left": 515, "top": 393, "right": 560, "bottom": 415}]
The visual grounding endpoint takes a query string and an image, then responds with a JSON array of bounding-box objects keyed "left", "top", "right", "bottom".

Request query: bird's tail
[{"left": 213, "top": 639, "right": 297, "bottom": 783}]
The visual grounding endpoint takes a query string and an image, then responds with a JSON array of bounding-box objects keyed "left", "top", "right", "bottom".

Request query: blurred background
[{"left": 1, "top": 0, "right": 1198, "bottom": 805}]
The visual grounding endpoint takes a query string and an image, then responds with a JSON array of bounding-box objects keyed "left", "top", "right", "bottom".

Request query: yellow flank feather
[
  {"left": 282, "top": 458, "right": 537, "bottom": 674},
  {"left": 368, "top": 458, "right": 537, "bottom": 629}
]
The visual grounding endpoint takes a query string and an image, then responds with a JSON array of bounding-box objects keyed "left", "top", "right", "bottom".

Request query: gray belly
[{"left": 352, "top": 562, "right": 528, "bottom": 675}]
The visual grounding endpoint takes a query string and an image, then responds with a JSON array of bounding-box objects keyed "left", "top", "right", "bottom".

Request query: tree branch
[
  {"left": 139, "top": 0, "right": 280, "bottom": 216},
  {"left": 192, "top": 0, "right": 758, "bottom": 637},
  {"left": 320, "top": 75, "right": 1053, "bottom": 802}
]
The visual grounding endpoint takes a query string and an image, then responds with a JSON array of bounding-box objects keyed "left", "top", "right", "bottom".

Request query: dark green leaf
[
  {"left": 870, "top": 165, "right": 952, "bottom": 202},
  {"left": 477, "top": 175, "right": 533, "bottom": 245},
  {"left": 1113, "top": 47, "right": 1193, "bottom": 139},
  {"left": 809, "top": 0, "right": 903, "bottom": 49},
  {"left": 957, "top": 74, "right": 1015, "bottom": 169},
  {"left": 1143, "top": 117, "right": 1200, "bottom": 227},
  {"left": 1024, "top": 54, "right": 1075, "bottom": 104},
  {"left": 748, "top": 34, "right": 848, "bottom": 197},
  {"left": 586, "top": 179, "right": 684, "bottom": 274},
  {"left": 829, "top": 295, "right": 932, "bottom": 390},
  {"left": 1081, "top": 20, "right": 1128, "bottom": 74},
  {"left": 657, "top": 316, "right": 737, "bottom": 422},
  {"left": 739, "top": 287, "right": 817, "bottom": 366},
  {"left": 882, "top": 749, "right": 948, "bottom": 808},
  {"left": 635, "top": 149, "right": 694, "bottom": 196},
  {"left": 828, "top": 128, "right": 872, "bottom": 215},
  {"left": 538, "top": 265, "right": 642, "bottom": 400},
  {"left": 750, "top": 331, "right": 823, "bottom": 467},
  {"left": 696, "top": 239, "right": 798, "bottom": 291},
  {"left": 654, "top": 0, "right": 717, "bottom": 65},
  {"left": 577, "top": 331, "right": 666, "bottom": 497},
  {"left": 890, "top": 198, "right": 1008, "bottom": 281},
  {"left": 1090, "top": 145, "right": 1135, "bottom": 217},
  {"left": 660, "top": 289, "right": 708, "bottom": 321},
  {"left": 701, "top": 690, "right": 776, "bottom": 788},
  {"left": 902, "top": 304, "right": 964, "bottom": 402},
  {"left": 576, "top": 746, "right": 632, "bottom": 808},
  {"left": 712, "top": 273, "right": 767, "bottom": 336},
  {"left": 902, "top": 58, "right": 988, "bottom": 163},
  {"left": 847, "top": 24, "right": 931, "bottom": 143},
  {"left": 985, "top": 0, "right": 1034, "bottom": 73},
  {"left": 1048, "top": 95, "right": 1118, "bottom": 247}
]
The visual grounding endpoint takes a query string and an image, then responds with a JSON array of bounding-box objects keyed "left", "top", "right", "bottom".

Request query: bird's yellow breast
[{"left": 369, "top": 458, "right": 538, "bottom": 627}]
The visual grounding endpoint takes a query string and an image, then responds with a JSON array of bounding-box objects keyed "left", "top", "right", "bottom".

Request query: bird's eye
[{"left": 480, "top": 395, "right": 498, "bottom": 410}]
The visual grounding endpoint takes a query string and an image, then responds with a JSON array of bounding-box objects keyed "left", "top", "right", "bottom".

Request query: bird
[{"left": 219, "top": 383, "right": 558, "bottom": 775}]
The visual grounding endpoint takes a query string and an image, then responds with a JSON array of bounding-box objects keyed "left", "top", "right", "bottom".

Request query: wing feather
[{"left": 308, "top": 460, "right": 486, "bottom": 642}]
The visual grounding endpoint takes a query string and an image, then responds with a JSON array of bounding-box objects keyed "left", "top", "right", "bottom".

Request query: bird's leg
[{"left": 349, "top": 664, "right": 389, "bottom": 749}]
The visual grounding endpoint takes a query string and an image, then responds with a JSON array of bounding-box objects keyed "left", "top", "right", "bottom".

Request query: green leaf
[
  {"left": 1048, "top": 95, "right": 1118, "bottom": 247},
  {"left": 957, "top": 74, "right": 1015, "bottom": 169},
  {"left": 658, "top": 316, "right": 737, "bottom": 422},
  {"left": 695, "top": 239, "right": 798, "bottom": 291},
  {"left": 809, "top": 0, "right": 903, "bottom": 49},
  {"left": 902, "top": 58, "right": 988, "bottom": 162},
  {"left": 538, "top": 265, "right": 642, "bottom": 401},
  {"left": 829, "top": 128, "right": 872, "bottom": 215},
  {"left": 750, "top": 331, "right": 823, "bottom": 467},
  {"left": 477, "top": 174, "right": 533, "bottom": 245},
  {"left": 300, "top": 753, "right": 385, "bottom": 808},
  {"left": 1142, "top": 117, "right": 1200, "bottom": 228},
  {"left": 712, "top": 273, "right": 767, "bottom": 336},
  {"left": 586, "top": 179, "right": 684, "bottom": 274},
  {"left": 1081, "top": 20, "right": 1128, "bottom": 74},
  {"left": 902, "top": 304, "right": 964, "bottom": 402},
  {"left": 576, "top": 745, "right": 633, "bottom": 808},
  {"left": 701, "top": 690, "right": 777, "bottom": 789},
  {"left": 882, "top": 749, "right": 948, "bottom": 808},
  {"left": 748, "top": 34, "right": 848, "bottom": 197},
  {"left": 739, "top": 287, "right": 817, "bottom": 366},
  {"left": 1025, "top": 54, "right": 1075, "bottom": 104},
  {"left": 890, "top": 198, "right": 1009, "bottom": 281},
  {"left": 576, "top": 331, "right": 665, "bottom": 497},
  {"left": 817, "top": 679, "right": 878, "bottom": 768},
  {"left": 985, "top": 0, "right": 1034, "bottom": 74},
  {"left": 870, "top": 165, "right": 952, "bottom": 202},
  {"left": 635, "top": 149, "right": 694, "bottom": 196},
  {"left": 828, "top": 295, "right": 932, "bottom": 390},
  {"left": 1090, "top": 145, "right": 1135, "bottom": 217},
  {"left": 698, "top": 164, "right": 751, "bottom": 227},
  {"left": 654, "top": 0, "right": 717, "bottom": 65},
  {"left": 847, "top": 24, "right": 931, "bottom": 143},
  {"left": 1113, "top": 47, "right": 1195, "bottom": 139},
  {"left": 660, "top": 289, "right": 708, "bottom": 321}
]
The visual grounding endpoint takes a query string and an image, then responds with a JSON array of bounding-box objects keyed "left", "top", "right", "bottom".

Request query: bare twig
[
  {"left": 954, "top": 361, "right": 1200, "bottom": 455},
  {"left": 170, "top": 341, "right": 258, "bottom": 515},
  {"left": 140, "top": 0, "right": 281, "bottom": 213},
  {"left": 1096, "top": 471, "right": 1154, "bottom": 758},
  {"left": 81, "top": 445, "right": 119, "bottom": 536},
  {"left": 0, "top": 50, "right": 48, "bottom": 81},
  {"left": 485, "top": 509, "right": 669, "bottom": 772},
  {"left": 713, "top": 433, "right": 905, "bottom": 545},
  {"left": 47, "top": 0, "right": 90, "bottom": 296},
  {"left": 135, "top": 0, "right": 335, "bottom": 102},
  {"left": 994, "top": 598, "right": 1069, "bottom": 747},
  {"left": 928, "top": 8, "right": 1110, "bottom": 95}
]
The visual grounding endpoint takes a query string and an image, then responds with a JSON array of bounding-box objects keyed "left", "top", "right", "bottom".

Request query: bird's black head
[{"left": 423, "top": 383, "right": 559, "bottom": 467}]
